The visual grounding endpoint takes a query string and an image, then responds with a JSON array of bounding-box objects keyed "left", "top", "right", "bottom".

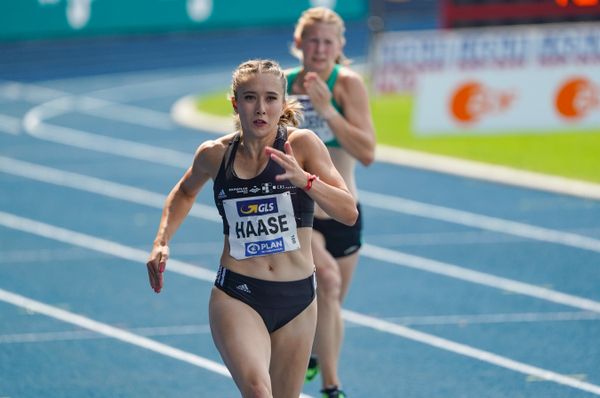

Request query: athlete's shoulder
[
  {"left": 335, "top": 65, "right": 368, "bottom": 101},
  {"left": 287, "top": 126, "right": 314, "bottom": 140},
  {"left": 193, "top": 132, "right": 237, "bottom": 171},
  {"left": 287, "top": 126, "right": 325, "bottom": 150},
  {"left": 336, "top": 65, "right": 365, "bottom": 86}
]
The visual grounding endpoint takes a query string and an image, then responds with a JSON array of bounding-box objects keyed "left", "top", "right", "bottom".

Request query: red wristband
[{"left": 304, "top": 173, "right": 318, "bottom": 191}]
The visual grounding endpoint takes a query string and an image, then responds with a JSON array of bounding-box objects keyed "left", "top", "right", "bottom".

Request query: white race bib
[
  {"left": 223, "top": 192, "right": 300, "bottom": 260},
  {"left": 292, "top": 94, "right": 336, "bottom": 144}
]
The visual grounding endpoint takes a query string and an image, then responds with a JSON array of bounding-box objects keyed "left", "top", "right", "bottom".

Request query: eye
[
  {"left": 244, "top": 94, "right": 255, "bottom": 101},
  {"left": 267, "top": 95, "right": 278, "bottom": 101}
]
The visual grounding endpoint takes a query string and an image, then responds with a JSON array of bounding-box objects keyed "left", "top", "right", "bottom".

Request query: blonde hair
[
  {"left": 230, "top": 59, "right": 302, "bottom": 131},
  {"left": 291, "top": 7, "right": 349, "bottom": 65}
]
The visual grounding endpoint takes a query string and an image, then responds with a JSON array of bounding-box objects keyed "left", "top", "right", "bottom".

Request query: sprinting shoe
[
  {"left": 320, "top": 386, "right": 346, "bottom": 398},
  {"left": 305, "top": 356, "right": 319, "bottom": 382}
]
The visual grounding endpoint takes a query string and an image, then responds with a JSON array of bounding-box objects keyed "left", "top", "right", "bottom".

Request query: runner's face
[
  {"left": 298, "top": 22, "right": 342, "bottom": 73},
  {"left": 234, "top": 73, "right": 284, "bottom": 137}
]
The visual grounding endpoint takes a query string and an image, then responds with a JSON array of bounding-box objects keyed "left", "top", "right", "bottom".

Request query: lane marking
[
  {"left": 342, "top": 309, "right": 600, "bottom": 395},
  {"left": 351, "top": 311, "right": 600, "bottom": 327},
  {"left": 3, "top": 310, "right": 598, "bottom": 345},
  {"left": 0, "top": 211, "right": 216, "bottom": 282},
  {"left": 0, "top": 288, "right": 229, "bottom": 376},
  {"left": 0, "top": 288, "right": 314, "bottom": 398},
  {"left": 74, "top": 96, "right": 173, "bottom": 130},
  {"left": 0, "top": 81, "right": 66, "bottom": 103},
  {"left": 0, "top": 80, "right": 184, "bottom": 130},
  {"left": 1, "top": 159, "right": 599, "bottom": 311},
  {"left": 0, "top": 156, "right": 218, "bottom": 221},
  {"left": 80, "top": 69, "right": 229, "bottom": 102},
  {"left": 22, "top": 112, "right": 190, "bottom": 168},
  {"left": 0, "top": 324, "right": 212, "bottom": 344},
  {"left": 13, "top": 74, "right": 600, "bottom": 200},
  {"left": 362, "top": 243, "right": 600, "bottom": 313},
  {"left": 359, "top": 190, "right": 600, "bottom": 254},
  {"left": 0, "top": 212, "right": 597, "bottom": 395},
  {"left": 2, "top": 156, "right": 599, "bottom": 255}
]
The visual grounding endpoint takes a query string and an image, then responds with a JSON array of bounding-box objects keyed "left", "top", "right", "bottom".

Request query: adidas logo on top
[
  {"left": 218, "top": 189, "right": 227, "bottom": 199},
  {"left": 236, "top": 283, "right": 251, "bottom": 293}
]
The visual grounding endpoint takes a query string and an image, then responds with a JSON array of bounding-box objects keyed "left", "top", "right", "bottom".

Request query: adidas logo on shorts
[{"left": 236, "top": 283, "right": 251, "bottom": 293}]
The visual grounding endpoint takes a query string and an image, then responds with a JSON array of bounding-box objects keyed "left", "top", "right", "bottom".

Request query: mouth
[{"left": 253, "top": 119, "right": 267, "bottom": 127}]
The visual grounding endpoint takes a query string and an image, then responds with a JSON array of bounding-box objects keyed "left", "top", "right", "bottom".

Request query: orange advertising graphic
[
  {"left": 450, "top": 81, "right": 516, "bottom": 124},
  {"left": 555, "top": 0, "right": 598, "bottom": 6},
  {"left": 555, "top": 77, "right": 599, "bottom": 120}
]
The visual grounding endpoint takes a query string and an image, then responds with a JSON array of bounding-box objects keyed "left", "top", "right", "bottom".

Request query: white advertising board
[
  {"left": 371, "top": 22, "right": 600, "bottom": 135},
  {"left": 413, "top": 66, "right": 600, "bottom": 135}
]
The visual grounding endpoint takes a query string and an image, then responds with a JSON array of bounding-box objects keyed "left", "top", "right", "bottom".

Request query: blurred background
[
  {"left": 1, "top": 1, "right": 599, "bottom": 186},
  {"left": 7, "top": 0, "right": 596, "bottom": 183}
]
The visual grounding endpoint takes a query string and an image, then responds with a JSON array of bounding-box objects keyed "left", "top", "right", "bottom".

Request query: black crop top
[{"left": 213, "top": 126, "right": 315, "bottom": 235}]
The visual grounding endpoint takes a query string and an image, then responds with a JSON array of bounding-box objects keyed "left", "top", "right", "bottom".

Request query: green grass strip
[{"left": 196, "top": 92, "right": 600, "bottom": 184}]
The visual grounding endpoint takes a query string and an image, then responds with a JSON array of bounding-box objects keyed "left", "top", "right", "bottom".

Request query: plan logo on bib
[{"left": 245, "top": 237, "right": 285, "bottom": 257}]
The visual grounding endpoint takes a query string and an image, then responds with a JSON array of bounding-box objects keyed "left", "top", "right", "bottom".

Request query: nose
[
  {"left": 316, "top": 40, "right": 325, "bottom": 53},
  {"left": 256, "top": 100, "right": 266, "bottom": 115}
]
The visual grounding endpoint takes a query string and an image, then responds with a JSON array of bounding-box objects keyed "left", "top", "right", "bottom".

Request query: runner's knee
[
  {"left": 241, "top": 378, "right": 271, "bottom": 398},
  {"left": 316, "top": 262, "right": 342, "bottom": 299}
]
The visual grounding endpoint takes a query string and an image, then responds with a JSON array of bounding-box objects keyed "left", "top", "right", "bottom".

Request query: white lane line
[
  {"left": 362, "top": 243, "right": 600, "bottom": 314},
  {"left": 20, "top": 94, "right": 600, "bottom": 254},
  {"left": 1, "top": 158, "right": 599, "bottom": 313},
  {"left": 349, "top": 311, "right": 600, "bottom": 327},
  {"left": 1, "top": 80, "right": 175, "bottom": 130},
  {"left": 0, "top": 113, "right": 21, "bottom": 135},
  {"left": 22, "top": 114, "right": 190, "bottom": 168},
  {"left": 4, "top": 310, "right": 598, "bottom": 345},
  {"left": 0, "top": 288, "right": 313, "bottom": 398},
  {"left": 75, "top": 96, "right": 173, "bottom": 130},
  {"left": 3, "top": 155, "right": 599, "bottom": 256},
  {"left": 0, "top": 324, "right": 212, "bottom": 344},
  {"left": 367, "top": 231, "right": 524, "bottom": 246},
  {"left": 0, "top": 219, "right": 313, "bottom": 397},
  {"left": 0, "top": 81, "right": 66, "bottom": 103},
  {"left": 0, "top": 288, "right": 229, "bottom": 376},
  {"left": 11, "top": 75, "right": 600, "bottom": 201},
  {"left": 0, "top": 211, "right": 216, "bottom": 283},
  {"left": 342, "top": 309, "right": 600, "bottom": 396},
  {"left": 0, "top": 212, "right": 597, "bottom": 396},
  {"left": 81, "top": 69, "right": 230, "bottom": 102},
  {"left": 0, "top": 156, "right": 219, "bottom": 221},
  {"left": 359, "top": 190, "right": 600, "bottom": 254}
]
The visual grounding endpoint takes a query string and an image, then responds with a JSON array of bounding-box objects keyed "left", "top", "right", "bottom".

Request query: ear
[
  {"left": 231, "top": 97, "right": 238, "bottom": 114},
  {"left": 294, "top": 36, "right": 302, "bottom": 50}
]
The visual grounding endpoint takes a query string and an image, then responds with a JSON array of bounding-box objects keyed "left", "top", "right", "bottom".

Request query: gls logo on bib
[{"left": 237, "top": 197, "right": 278, "bottom": 217}]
